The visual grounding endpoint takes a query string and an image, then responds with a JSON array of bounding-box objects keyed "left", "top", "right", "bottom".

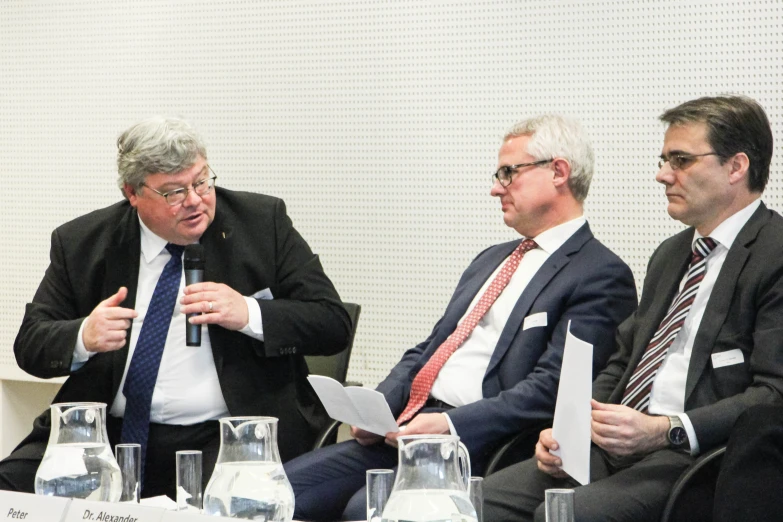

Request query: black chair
[
  {"left": 660, "top": 445, "right": 727, "bottom": 522},
  {"left": 483, "top": 421, "right": 551, "bottom": 476},
  {"left": 306, "top": 302, "right": 361, "bottom": 449}
]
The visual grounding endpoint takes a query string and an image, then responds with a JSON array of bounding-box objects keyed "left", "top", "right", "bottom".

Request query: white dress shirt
[
  {"left": 72, "top": 217, "right": 266, "bottom": 424},
  {"left": 649, "top": 198, "right": 760, "bottom": 454},
  {"left": 430, "top": 217, "right": 587, "bottom": 413}
]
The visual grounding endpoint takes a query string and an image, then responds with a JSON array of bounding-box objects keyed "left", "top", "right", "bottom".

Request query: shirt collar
[
  {"left": 528, "top": 216, "right": 587, "bottom": 254},
  {"left": 138, "top": 216, "right": 171, "bottom": 264},
  {"left": 692, "top": 198, "right": 761, "bottom": 251}
]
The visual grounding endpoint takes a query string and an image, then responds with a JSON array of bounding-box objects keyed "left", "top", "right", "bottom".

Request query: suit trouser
[
  {"left": 713, "top": 404, "right": 783, "bottom": 522},
  {"left": 483, "top": 445, "right": 694, "bottom": 522},
  {"left": 0, "top": 416, "right": 219, "bottom": 500},
  {"left": 285, "top": 439, "right": 398, "bottom": 521}
]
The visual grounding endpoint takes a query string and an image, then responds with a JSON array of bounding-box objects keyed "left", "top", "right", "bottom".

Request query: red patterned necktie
[
  {"left": 621, "top": 237, "right": 718, "bottom": 412},
  {"left": 396, "top": 239, "right": 538, "bottom": 424}
]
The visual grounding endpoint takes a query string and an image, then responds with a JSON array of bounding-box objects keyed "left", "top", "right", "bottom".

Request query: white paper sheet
[
  {"left": 307, "top": 375, "right": 399, "bottom": 436},
  {"left": 550, "top": 321, "right": 593, "bottom": 485}
]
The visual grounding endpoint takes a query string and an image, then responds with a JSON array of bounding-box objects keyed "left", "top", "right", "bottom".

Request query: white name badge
[
  {"left": 711, "top": 349, "right": 745, "bottom": 369},
  {"left": 523, "top": 312, "right": 548, "bottom": 331},
  {"left": 63, "top": 499, "right": 164, "bottom": 522},
  {"left": 0, "top": 490, "right": 70, "bottom": 522}
]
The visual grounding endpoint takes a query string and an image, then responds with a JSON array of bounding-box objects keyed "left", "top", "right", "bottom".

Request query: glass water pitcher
[
  {"left": 203, "top": 416, "right": 294, "bottom": 520},
  {"left": 34, "top": 402, "right": 122, "bottom": 501},
  {"left": 382, "top": 434, "right": 476, "bottom": 522}
]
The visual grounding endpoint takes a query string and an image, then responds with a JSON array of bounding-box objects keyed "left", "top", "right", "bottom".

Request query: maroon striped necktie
[
  {"left": 396, "top": 239, "right": 538, "bottom": 424},
  {"left": 621, "top": 237, "right": 718, "bottom": 412}
]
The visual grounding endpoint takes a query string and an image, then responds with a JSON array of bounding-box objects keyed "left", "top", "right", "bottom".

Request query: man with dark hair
[
  {"left": 483, "top": 95, "right": 783, "bottom": 522},
  {"left": 0, "top": 117, "right": 351, "bottom": 499},
  {"left": 286, "top": 114, "right": 638, "bottom": 521}
]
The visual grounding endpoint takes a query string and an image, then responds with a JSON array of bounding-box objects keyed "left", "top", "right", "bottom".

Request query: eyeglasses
[
  {"left": 658, "top": 152, "right": 719, "bottom": 171},
  {"left": 492, "top": 159, "right": 553, "bottom": 187},
  {"left": 142, "top": 167, "right": 217, "bottom": 206}
]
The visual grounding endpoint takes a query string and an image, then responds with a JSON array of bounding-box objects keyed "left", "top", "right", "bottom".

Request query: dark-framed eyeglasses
[
  {"left": 492, "top": 159, "right": 553, "bottom": 187},
  {"left": 142, "top": 167, "right": 218, "bottom": 206},
  {"left": 658, "top": 152, "right": 719, "bottom": 171}
]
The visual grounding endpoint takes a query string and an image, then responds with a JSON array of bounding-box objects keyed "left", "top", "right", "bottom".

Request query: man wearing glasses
[
  {"left": 0, "top": 117, "right": 351, "bottom": 499},
  {"left": 483, "top": 96, "right": 783, "bottom": 522},
  {"left": 286, "top": 114, "right": 638, "bottom": 521}
]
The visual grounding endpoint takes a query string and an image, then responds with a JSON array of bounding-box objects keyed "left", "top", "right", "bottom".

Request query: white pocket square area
[
  {"left": 252, "top": 288, "right": 274, "bottom": 300},
  {"left": 523, "top": 312, "right": 548, "bottom": 331}
]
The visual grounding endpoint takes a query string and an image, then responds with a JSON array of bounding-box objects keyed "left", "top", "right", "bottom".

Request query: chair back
[{"left": 305, "top": 302, "right": 361, "bottom": 383}]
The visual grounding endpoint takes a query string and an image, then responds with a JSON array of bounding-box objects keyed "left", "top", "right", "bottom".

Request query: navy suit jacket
[{"left": 376, "top": 223, "right": 638, "bottom": 463}]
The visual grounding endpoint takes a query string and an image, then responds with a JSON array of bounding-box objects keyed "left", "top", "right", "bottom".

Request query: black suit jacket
[
  {"left": 594, "top": 202, "right": 783, "bottom": 451},
  {"left": 376, "top": 223, "right": 638, "bottom": 464},
  {"left": 12, "top": 187, "right": 351, "bottom": 461}
]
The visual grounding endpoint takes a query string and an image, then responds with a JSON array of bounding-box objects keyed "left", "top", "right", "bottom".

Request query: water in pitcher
[
  {"left": 203, "top": 461, "right": 294, "bottom": 521},
  {"left": 35, "top": 442, "right": 122, "bottom": 501},
  {"left": 381, "top": 489, "right": 477, "bottom": 522}
]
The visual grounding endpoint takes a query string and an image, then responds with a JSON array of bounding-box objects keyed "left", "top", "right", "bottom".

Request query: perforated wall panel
[{"left": 2, "top": 0, "right": 782, "bottom": 387}]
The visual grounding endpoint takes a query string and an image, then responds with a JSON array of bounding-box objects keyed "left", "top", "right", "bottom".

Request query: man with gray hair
[
  {"left": 285, "top": 114, "right": 638, "bottom": 521},
  {"left": 0, "top": 117, "right": 351, "bottom": 499},
  {"left": 483, "top": 96, "right": 783, "bottom": 522}
]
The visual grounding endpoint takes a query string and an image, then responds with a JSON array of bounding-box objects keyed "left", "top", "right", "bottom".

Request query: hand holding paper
[{"left": 307, "top": 375, "right": 399, "bottom": 436}]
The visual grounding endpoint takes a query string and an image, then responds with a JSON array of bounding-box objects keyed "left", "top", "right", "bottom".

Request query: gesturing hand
[
  {"left": 83, "top": 287, "right": 138, "bottom": 353},
  {"left": 535, "top": 428, "right": 569, "bottom": 478},
  {"left": 181, "top": 282, "right": 249, "bottom": 331},
  {"left": 590, "top": 399, "right": 669, "bottom": 457}
]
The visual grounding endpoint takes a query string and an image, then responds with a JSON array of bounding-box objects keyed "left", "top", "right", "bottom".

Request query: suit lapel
[
  {"left": 106, "top": 208, "right": 141, "bottom": 398},
  {"left": 202, "top": 202, "right": 234, "bottom": 375},
  {"left": 684, "top": 203, "right": 769, "bottom": 402},
  {"left": 485, "top": 223, "right": 591, "bottom": 376}
]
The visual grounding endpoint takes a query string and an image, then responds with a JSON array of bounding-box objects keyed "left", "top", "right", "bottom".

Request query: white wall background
[{"left": 1, "top": 1, "right": 781, "bottom": 431}]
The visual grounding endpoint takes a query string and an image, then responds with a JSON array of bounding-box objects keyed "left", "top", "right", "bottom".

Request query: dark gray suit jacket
[
  {"left": 12, "top": 187, "right": 351, "bottom": 461},
  {"left": 594, "top": 203, "right": 783, "bottom": 452},
  {"left": 377, "top": 223, "right": 638, "bottom": 464}
]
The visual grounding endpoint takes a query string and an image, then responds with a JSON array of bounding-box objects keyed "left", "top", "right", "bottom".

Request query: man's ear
[
  {"left": 727, "top": 152, "right": 750, "bottom": 187},
  {"left": 551, "top": 158, "right": 571, "bottom": 189},
  {"left": 123, "top": 183, "right": 139, "bottom": 206}
]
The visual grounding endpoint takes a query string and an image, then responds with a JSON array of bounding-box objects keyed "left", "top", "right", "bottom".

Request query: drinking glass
[
  {"left": 545, "top": 488, "right": 575, "bottom": 522},
  {"left": 176, "top": 450, "right": 203, "bottom": 512},
  {"left": 115, "top": 443, "right": 141, "bottom": 502},
  {"left": 366, "top": 469, "right": 394, "bottom": 522},
  {"left": 469, "top": 476, "right": 483, "bottom": 522}
]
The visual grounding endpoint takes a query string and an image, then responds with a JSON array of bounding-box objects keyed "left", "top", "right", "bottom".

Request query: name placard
[
  {"left": 0, "top": 491, "right": 70, "bottom": 522},
  {"left": 160, "top": 510, "right": 232, "bottom": 521},
  {"left": 63, "top": 499, "right": 164, "bottom": 522}
]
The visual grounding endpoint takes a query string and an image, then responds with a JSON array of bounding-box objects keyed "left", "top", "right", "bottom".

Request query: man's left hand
[
  {"left": 384, "top": 413, "right": 450, "bottom": 447},
  {"left": 181, "top": 282, "right": 249, "bottom": 331},
  {"left": 590, "top": 399, "right": 670, "bottom": 457}
]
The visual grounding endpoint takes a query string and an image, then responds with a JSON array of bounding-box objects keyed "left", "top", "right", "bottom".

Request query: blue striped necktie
[
  {"left": 120, "top": 243, "right": 184, "bottom": 481},
  {"left": 621, "top": 237, "right": 718, "bottom": 412}
]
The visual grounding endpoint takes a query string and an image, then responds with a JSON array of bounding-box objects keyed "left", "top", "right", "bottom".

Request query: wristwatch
[{"left": 667, "top": 415, "right": 689, "bottom": 449}]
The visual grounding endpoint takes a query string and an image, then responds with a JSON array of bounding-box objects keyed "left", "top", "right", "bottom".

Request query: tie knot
[
  {"left": 693, "top": 237, "right": 717, "bottom": 258},
  {"left": 518, "top": 239, "right": 538, "bottom": 254},
  {"left": 166, "top": 243, "right": 185, "bottom": 258}
]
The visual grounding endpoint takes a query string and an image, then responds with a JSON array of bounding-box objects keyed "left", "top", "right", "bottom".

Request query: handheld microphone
[{"left": 184, "top": 244, "right": 205, "bottom": 347}]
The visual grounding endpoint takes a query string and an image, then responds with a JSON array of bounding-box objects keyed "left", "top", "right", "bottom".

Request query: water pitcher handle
[{"left": 457, "top": 441, "right": 471, "bottom": 491}]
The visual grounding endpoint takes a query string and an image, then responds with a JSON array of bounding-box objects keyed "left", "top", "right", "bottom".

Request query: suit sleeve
[
  {"left": 258, "top": 199, "right": 351, "bottom": 357},
  {"left": 445, "top": 254, "right": 637, "bottom": 457},
  {"left": 14, "top": 229, "right": 82, "bottom": 378}
]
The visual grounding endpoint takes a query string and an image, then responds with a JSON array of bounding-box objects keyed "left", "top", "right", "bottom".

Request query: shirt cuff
[
  {"left": 679, "top": 413, "right": 700, "bottom": 456},
  {"left": 442, "top": 412, "right": 458, "bottom": 437},
  {"left": 239, "top": 296, "right": 264, "bottom": 341},
  {"left": 71, "top": 319, "right": 95, "bottom": 371}
]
